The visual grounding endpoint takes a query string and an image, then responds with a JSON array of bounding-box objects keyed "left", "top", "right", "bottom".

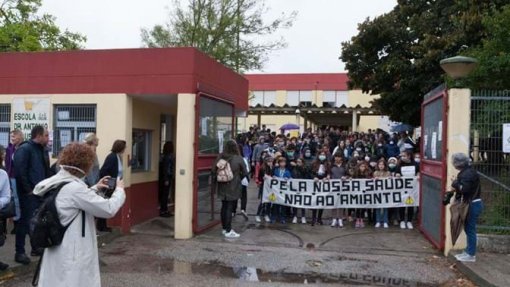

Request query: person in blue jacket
[{"left": 272, "top": 157, "right": 292, "bottom": 224}]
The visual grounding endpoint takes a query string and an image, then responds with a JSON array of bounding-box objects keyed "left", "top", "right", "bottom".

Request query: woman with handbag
[
  {"left": 0, "top": 145, "right": 12, "bottom": 270},
  {"left": 451, "top": 153, "right": 483, "bottom": 262}
]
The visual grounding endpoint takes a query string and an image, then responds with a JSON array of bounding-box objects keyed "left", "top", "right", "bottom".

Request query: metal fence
[
  {"left": 0, "top": 104, "right": 11, "bottom": 148},
  {"left": 53, "top": 105, "right": 96, "bottom": 156},
  {"left": 470, "top": 90, "right": 510, "bottom": 234}
]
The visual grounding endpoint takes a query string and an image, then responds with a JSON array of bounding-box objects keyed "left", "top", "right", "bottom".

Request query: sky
[{"left": 39, "top": 0, "right": 397, "bottom": 73}]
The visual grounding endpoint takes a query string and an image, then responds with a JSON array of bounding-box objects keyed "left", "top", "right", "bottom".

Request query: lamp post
[{"left": 440, "top": 55, "right": 478, "bottom": 86}]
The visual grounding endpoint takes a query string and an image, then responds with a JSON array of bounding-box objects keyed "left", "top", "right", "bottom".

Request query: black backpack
[{"left": 30, "top": 181, "right": 85, "bottom": 286}]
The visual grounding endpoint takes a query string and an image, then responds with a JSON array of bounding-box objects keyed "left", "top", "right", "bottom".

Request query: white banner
[
  {"left": 263, "top": 177, "right": 420, "bottom": 209},
  {"left": 12, "top": 98, "right": 50, "bottom": 140}
]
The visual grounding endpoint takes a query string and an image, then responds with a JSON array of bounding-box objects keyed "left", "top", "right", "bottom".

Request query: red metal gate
[{"left": 419, "top": 85, "right": 448, "bottom": 249}]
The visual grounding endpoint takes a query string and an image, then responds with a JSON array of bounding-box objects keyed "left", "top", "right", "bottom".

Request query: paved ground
[{"left": 0, "top": 182, "right": 492, "bottom": 286}]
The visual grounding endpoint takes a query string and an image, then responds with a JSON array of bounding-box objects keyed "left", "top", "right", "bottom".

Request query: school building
[{"left": 240, "top": 73, "right": 391, "bottom": 134}]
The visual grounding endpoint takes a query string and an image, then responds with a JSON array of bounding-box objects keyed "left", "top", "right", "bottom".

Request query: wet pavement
[{"left": 1, "top": 183, "right": 478, "bottom": 286}]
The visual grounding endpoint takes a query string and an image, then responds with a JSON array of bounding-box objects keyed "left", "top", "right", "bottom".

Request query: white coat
[{"left": 33, "top": 169, "right": 126, "bottom": 287}]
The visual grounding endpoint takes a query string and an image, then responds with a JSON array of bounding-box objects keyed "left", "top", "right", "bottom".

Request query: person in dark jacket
[
  {"left": 13, "top": 125, "right": 51, "bottom": 265},
  {"left": 451, "top": 153, "right": 483, "bottom": 262},
  {"left": 98, "top": 139, "right": 126, "bottom": 232},
  {"left": 158, "top": 141, "right": 175, "bottom": 218},
  {"left": 290, "top": 158, "right": 311, "bottom": 224},
  {"left": 310, "top": 150, "right": 331, "bottom": 226},
  {"left": 211, "top": 140, "right": 248, "bottom": 238}
]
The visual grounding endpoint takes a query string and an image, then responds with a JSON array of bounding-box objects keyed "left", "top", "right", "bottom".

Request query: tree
[
  {"left": 341, "top": 0, "right": 509, "bottom": 126},
  {"left": 141, "top": 0, "right": 296, "bottom": 72},
  {"left": 465, "top": 4, "right": 510, "bottom": 90},
  {"left": 0, "top": 0, "right": 86, "bottom": 51}
]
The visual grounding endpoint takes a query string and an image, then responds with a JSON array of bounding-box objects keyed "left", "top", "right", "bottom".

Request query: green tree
[
  {"left": 341, "top": 0, "right": 509, "bottom": 126},
  {"left": 0, "top": 0, "right": 86, "bottom": 51},
  {"left": 141, "top": 0, "right": 296, "bottom": 72},
  {"left": 465, "top": 4, "right": 510, "bottom": 89}
]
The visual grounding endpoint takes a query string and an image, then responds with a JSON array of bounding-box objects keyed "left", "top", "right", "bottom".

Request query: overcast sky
[{"left": 40, "top": 0, "right": 396, "bottom": 73}]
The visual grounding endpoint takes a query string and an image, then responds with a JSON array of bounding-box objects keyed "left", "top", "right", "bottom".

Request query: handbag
[{"left": 0, "top": 197, "right": 16, "bottom": 219}]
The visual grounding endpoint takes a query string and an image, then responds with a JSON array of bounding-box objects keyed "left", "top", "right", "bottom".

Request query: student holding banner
[
  {"left": 330, "top": 153, "right": 348, "bottom": 228},
  {"left": 310, "top": 150, "right": 331, "bottom": 226},
  {"left": 373, "top": 159, "right": 391, "bottom": 228},
  {"left": 290, "top": 158, "right": 310, "bottom": 224},
  {"left": 255, "top": 155, "right": 273, "bottom": 223},
  {"left": 352, "top": 161, "right": 372, "bottom": 228},
  {"left": 396, "top": 150, "right": 419, "bottom": 229},
  {"left": 272, "top": 157, "right": 292, "bottom": 224}
]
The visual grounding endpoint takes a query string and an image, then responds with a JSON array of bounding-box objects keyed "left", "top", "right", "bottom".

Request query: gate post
[{"left": 444, "top": 88, "right": 471, "bottom": 255}]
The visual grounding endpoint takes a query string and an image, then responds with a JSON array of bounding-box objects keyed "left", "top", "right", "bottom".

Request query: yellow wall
[
  {"left": 130, "top": 98, "right": 177, "bottom": 185},
  {"left": 348, "top": 90, "right": 380, "bottom": 107},
  {"left": 0, "top": 93, "right": 132, "bottom": 185},
  {"left": 444, "top": 88, "right": 471, "bottom": 255},
  {"left": 174, "top": 93, "right": 196, "bottom": 239}
]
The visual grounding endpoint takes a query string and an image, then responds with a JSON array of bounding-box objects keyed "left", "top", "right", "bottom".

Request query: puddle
[{"left": 152, "top": 259, "right": 436, "bottom": 286}]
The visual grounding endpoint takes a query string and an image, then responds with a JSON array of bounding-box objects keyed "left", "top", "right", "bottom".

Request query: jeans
[
  {"left": 16, "top": 193, "right": 42, "bottom": 254},
  {"left": 10, "top": 178, "right": 21, "bottom": 221},
  {"left": 292, "top": 208, "right": 306, "bottom": 218},
  {"left": 271, "top": 204, "right": 285, "bottom": 222},
  {"left": 256, "top": 185, "right": 270, "bottom": 216},
  {"left": 312, "top": 209, "right": 323, "bottom": 222},
  {"left": 158, "top": 180, "right": 172, "bottom": 212},
  {"left": 375, "top": 208, "right": 388, "bottom": 223},
  {"left": 465, "top": 200, "right": 483, "bottom": 256},
  {"left": 221, "top": 200, "right": 236, "bottom": 232}
]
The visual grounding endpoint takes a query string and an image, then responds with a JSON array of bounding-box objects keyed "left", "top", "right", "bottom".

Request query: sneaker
[
  {"left": 375, "top": 222, "right": 381, "bottom": 228},
  {"left": 301, "top": 217, "right": 307, "bottom": 224},
  {"left": 255, "top": 216, "right": 261, "bottom": 223},
  {"left": 383, "top": 223, "right": 389, "bottom": 228},
  {"left": 406, "top": 222, "right": 414, "bottom": 229},
  {"left": 14, "top": 253, "right": 31, "bottom": 265},
  {"left": 222, "top": 229, "right": 227, "bottom": 235},
  {"left": 292, "top": 216, "right": 298, "bottom": 224},
  {"left": 393, "top": 219, "right": 399, "bottom": 226},
  {"left": 264, "top": 215, "right": 271, "bottom": 223},
  {"left": 224, "top": 230, "right": 240, "bottom": 238},
  {"left": 455, "top": 251, "right": 469, "bottom": 259},
  {"left": 0, "top": 261, "right": 8, "bottom": 271},
  {"left": 338, "top": 219, "right": 344, "bottom": 228},
  {"left": 330, "top": 219, "right": 338, "bottom": 227},
  {"left": 457, "top": 254, "right": 476, "bottom": 262},
  {"left": 232, "top": 212, "right": 236, "bottom": 218},
  {"left": 400, "top": 221, "right": 406, "bottom": 229},
  {"left": 241, "top": 210, "right": 249, "bottom": 221}
]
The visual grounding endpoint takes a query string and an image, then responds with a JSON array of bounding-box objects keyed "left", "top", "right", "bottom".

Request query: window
[
  {"left": 286, "top": 91, "right": 313, "bottom": 107},
  {"left": 53, "top": 105, "right": 96, "bottom": 155},
  {"left": 198, "top": 97, "right": 233, "bottom": 154},
  {"left": 322, "top": 91, "right": 349, "bottom": 107},
  {"left": 0, "top": 104, "right": 10, "bottom": 147},
  {"left": 250, "top": 91, "right": 276, "bottom": 107},
  {"left": 131, "top": 129, "right": 152, "bottom": 172}
]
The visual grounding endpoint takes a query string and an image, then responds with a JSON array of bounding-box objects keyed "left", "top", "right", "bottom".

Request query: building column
[
  {"left": 257, "top": 113, "right": 261, "bottom": 128},
  {"left": 174, "top": 93, "right": 196, "bottom": 239},
  {"left": 352, "top": 110, "right": 358, "bottom": 132},
  {"left": 304, "top": 118, "right": 308, "bottom": 130},
  {"left": 444, "top": 88, "right": 471, "bottom": 255}
]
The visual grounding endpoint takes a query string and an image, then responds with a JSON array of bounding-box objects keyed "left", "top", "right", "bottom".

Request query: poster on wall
[
  {"left": 12, "top": 98, "right": 50, "bottom": 141},
  {"left": 503, "top": 123, "right": 510, "bottom": 153}
]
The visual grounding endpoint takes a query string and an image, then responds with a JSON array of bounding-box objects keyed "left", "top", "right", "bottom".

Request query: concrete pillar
[
  {"left": 257, "top": 113, "right": 261, "bottom": 128},
  {"left": 174, "top": 93, "right": 196, "bottom": 239},
  {"left": 444, "top": 88, "right": 471, "bottom": 256},
  {"left": 304, "top": 118, "right": 308, "bottom": 130},
  {"left": 352, "top": 110, "right": 358, "bottom": 132}
]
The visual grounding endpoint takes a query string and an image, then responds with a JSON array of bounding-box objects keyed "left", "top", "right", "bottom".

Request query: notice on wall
[
  {"left": 438, "top": 121, "right": 443, "bottom": 141},
  {"left": 12, "top": 98, "right": 50, "bottom": 140},
  {"left": 218, "top": 131, "right": 224, "bottom": 153},
  {"left": 503, "top": 123, "right": 510, "bottom": 153},
  {"left": 431, "top": 132, "right": 437, "bottom": 159},
  {"left": 263, "top": 177, "right": 420, "bottom": 209}
]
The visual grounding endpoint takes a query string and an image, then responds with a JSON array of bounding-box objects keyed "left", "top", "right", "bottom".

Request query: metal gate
[
  {"left": 420, "top": 85, "right": 448, "bottom": 249},
  {"left": 470, "top": 90, "right": 510, "bottom": 234}
]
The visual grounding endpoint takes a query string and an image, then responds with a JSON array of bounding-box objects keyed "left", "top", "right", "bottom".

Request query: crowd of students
[{"left": 235, "top": 125, "right": 421, "bottom": 229}]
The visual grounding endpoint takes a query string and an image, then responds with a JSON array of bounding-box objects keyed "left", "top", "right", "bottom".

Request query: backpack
[
  {"left": 30, "top": 181, "right": 86, "bottom": 286},
  {"left": 216, "top": 159, "right": 234, "bottom": 182}
]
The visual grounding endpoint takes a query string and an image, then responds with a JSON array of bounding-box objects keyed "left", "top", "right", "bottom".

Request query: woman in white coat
[{"left": 33, "top": 142, "right": 126, "bottom": 287}]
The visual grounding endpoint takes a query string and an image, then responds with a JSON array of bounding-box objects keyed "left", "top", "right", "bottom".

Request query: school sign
[{"left": 263, "top": 177, "right": 419, "bottom": 209}]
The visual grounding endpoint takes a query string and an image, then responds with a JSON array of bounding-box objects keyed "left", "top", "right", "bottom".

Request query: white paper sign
[
  {"left": 218, "top": 131, "right": 224, "bottom": 153},
  {"left": 401, "top": 166, "right": 417, "bottom": 177},
  {"left": 438, "top": 121, "right": 443, "bottom": 141},
  {"left": 263, "top": 177, "right": 420, "bottom": 209},
  {"left": 12, "top": 98, "right": 50, "bottom": 140},
  {"left": 431, "top": 132, "right": 437, "bottom": 159},
  {"left": 503, "top": 123, "right": 510, "bottom": 153}
]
